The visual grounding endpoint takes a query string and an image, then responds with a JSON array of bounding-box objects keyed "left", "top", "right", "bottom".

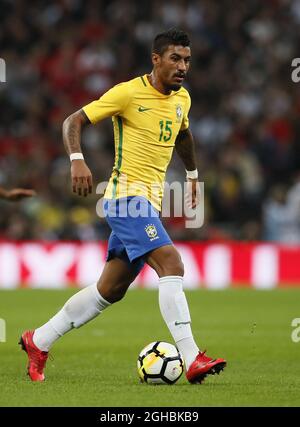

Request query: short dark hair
[{"left": 152, "top": 29, "right": 190, "bottom": 55}]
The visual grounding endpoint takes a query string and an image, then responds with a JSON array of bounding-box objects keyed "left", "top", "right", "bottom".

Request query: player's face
[{"left": 154, "top": 45, "right": 191, "bottom": 91}]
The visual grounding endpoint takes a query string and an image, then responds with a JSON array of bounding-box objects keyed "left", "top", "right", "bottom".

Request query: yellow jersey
[{"left": 82, "top": 74, "right": 191, "bottom": 211}]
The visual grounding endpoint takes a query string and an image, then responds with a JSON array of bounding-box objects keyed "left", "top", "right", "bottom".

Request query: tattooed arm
[
  {"left": 175, "top": 128, "right": 197, "bottom": 171},
  {"left": 62, "top": 109, "right": 90, "bottom": 155},
  {"left": 175, "top": 128, "right": 199, "bottom": 209},
  {"left": 62, "top": 109, "right": 93, "bottom": 197}
]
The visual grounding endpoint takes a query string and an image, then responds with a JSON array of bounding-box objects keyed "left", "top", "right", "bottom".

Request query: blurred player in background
[
  {"left": 20, "top": 29, "right": 226, "bottom": 383},
  {"left": 0, "top": 187, "right": 35, "bottom": 201}
]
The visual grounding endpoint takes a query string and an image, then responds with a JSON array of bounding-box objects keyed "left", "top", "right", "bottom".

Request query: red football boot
[
  {"left": 186, "top": 350, "right": 226, "bottom": 384},
  {"left": 19, "top": 330, "right": 49, "bottom": 382}
]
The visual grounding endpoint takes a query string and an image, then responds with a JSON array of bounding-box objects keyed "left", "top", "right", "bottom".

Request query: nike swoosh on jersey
[{"left": 138, "top": 106, "right": 152, "bottom": 112}]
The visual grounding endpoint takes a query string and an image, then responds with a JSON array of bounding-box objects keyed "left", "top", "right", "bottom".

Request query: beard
[
  {"left": 168, "top": 84, "right": 181, "bottom": 91},
  {"left": 167, "top": 73, "right": 185, "bottom": 91},
  {"left": 166, "top": 82, "right": 182, "bottom": 92}
]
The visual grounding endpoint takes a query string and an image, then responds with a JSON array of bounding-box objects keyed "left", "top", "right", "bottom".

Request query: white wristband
[
  {"left": 70, "top": 153, "right": 84, "bottom": 162},
  {"left": 186, "top": 169, "right": 198, "bottom": 179}
]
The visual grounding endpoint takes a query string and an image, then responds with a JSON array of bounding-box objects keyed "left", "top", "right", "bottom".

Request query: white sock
[
  {"left": 158, "top": 275, "right": 199, "bottom": 370},
  {"left": 33, "top": 283, "right": 110, "bottom": 351}
]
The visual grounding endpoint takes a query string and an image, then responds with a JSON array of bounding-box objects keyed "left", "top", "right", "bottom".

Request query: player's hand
[
  {"left": 71, "top": 160, "right": 93, "bottom": 197},
  {"left": 5, "top": 188, "right": 37, "bottom": 201},
  {"left": 185, "top": 179, "right": 200, "bottom": 210}
]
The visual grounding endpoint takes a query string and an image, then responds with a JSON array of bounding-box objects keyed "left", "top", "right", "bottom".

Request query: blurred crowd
[{"left": 1, "top": 0, "right": 300, "bottom": 242}]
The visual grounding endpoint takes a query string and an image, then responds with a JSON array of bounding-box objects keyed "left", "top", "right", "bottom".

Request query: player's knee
[
  {"left": 97, "top": 281, "right": 128, "bottom": 304},
  {"left": 164, "top": 258, "right": 184, "bottom": 277},
  {"left": 107, "top": 288, "right": 126, "bottom": 303},
  {"left": 158, "top": 250, "right": 184, "bottom": 277}
]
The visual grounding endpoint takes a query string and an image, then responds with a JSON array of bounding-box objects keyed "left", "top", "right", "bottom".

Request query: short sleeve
[
  {"left": 180, "top": 93, "right": 191, "bottom": 131},
  {"left": 82, "top": 83, "right": 131, "bottom": 124}
]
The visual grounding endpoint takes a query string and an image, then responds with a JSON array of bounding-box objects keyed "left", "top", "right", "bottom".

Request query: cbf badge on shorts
[{"left": 145, "top": 224, "right": 159, "bottom": 241}]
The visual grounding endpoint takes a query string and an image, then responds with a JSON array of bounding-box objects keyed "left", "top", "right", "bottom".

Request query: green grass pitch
[{"left": 0, "top": 288, "right": 300, "bottom": 407}]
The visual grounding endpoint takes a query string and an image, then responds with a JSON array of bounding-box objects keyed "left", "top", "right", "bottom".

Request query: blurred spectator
[
  {"left": 263, "top": 183, "right": 300, "bottom": 243},
  {"left": 0, "top": 0, "right": 299, "bottom": 242}
]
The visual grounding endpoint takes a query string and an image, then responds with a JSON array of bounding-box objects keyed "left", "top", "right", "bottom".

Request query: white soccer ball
[{"left": 137, "top": 341, "right": 184, "bottom": 385}]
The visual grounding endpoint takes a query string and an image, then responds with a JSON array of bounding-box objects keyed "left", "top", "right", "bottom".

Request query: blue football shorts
[{"left": 103, "top": 196, "right": 173, "bottom": 274}]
